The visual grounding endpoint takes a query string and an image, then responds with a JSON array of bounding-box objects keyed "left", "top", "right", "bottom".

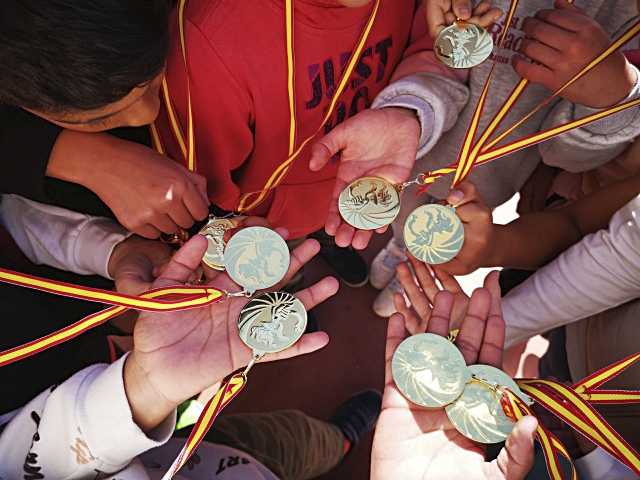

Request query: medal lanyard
[
  {"left": 502, "top": 352, "right": 640, "bottom": 479},
  {"left": 416, "top": 1, "right": 640, "bottom": 190},
  {"left": 156, "top": 0, "right": 382, "bottom": 211}
]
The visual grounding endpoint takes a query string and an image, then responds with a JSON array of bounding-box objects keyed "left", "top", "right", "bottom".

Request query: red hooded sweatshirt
[{"left": 157, "top": 0, "right": 424, "bottom": 238}]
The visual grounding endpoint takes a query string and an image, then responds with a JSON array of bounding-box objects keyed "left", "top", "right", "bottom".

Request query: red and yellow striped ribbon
[
  {"left": 501, "top": 388, "right": 577, "bottom": 480},
  {"left": 236, "top": 0, "right": 381, "bottom": 212},
  {"left": 451, "top": 0, "right": 522, "bottom": 186},
  {"left": 162, "top": 372, "right": 247, "bottom": 479},
  {"left": 506, "top": 352, "right": 640, "bottom": 478},
  {"left": 428, "top": 13, "right": 640, "bottom": 189},
  {"left": 0, "top": 268, "right": 225, "bottom": 368}
]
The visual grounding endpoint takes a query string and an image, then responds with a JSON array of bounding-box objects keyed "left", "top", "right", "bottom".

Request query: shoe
[
  {"left": 373, "top": 277, "right": 405, "bottom": 318},
  {"left": 310, "top": 230, "right": 369, "bottom": 288},
  {"left": 370, "top": 237, "right": 406, "bottom": 290},
  {"left": 329, "top": 390, "right": 382, "bottom": 448}
]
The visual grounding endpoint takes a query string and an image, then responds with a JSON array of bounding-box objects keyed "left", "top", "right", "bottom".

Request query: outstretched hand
[
  {"left": 310, "top": 108, "right": 420, "bottom": 250},
  {"left": 372, "top": 271, "right": 537, "bottom": 480},
  {"left": 124, "top": 235, "right": 339, "bottom": 432}
]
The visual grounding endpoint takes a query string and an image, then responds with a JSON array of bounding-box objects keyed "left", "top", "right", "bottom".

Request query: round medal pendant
[
  {"left": 445, "top": 365, "right": 523, "bottom": 444},
  {"left": 392, "top": 333, "right": 470, "bottom": 408},
  {"left": 199, "top": 217, "right": 238, "bottom": 271},
  {"left": 435, "top": 22, "right": 494, "bottom": 69},
  {"left": 238, "top": 291, "right": 307, "bottom": 355},
  {"left": 338, "top": 177, "right": 401, "bottom": 230},
  {"left": 404, "top": 204, "right": 465, "bottom": 265},
  {"left": 224, "top": 226, "right": 290, "bottom": 293}
]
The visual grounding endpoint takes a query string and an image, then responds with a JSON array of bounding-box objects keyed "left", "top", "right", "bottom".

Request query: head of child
[{"left": 0, "top": 0, "right": 170, "bottom": 132}]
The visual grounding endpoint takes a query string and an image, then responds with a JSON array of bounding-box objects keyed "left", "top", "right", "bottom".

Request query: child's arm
[
  {"left": 439, "top": 173, "right": 640, "bottom": 274},
  {"left": 502, "top": 192, "right": 640, "bottom": 348},
  {"left": 514, "top": 0, "right": 640, "bottom": 171}
]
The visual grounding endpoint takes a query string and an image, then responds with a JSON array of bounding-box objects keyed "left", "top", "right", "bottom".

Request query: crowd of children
[{"left": 0, "top": 0, "right": 639, "bottom": 478}]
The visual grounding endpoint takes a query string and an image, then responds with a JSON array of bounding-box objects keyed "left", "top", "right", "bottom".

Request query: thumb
[
  {"left": 496, "top": 415, "right": 538, "bottom": 480},
  {"left": 309, "top": 125, "right": 348, "bottom": 171},
  {"left": 152, "top": 235, "right": 208, "bottom": 289}
]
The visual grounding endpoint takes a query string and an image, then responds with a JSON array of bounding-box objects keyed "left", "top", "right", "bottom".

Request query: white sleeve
[
  {"left": 0, "top": 355, "right": 176, "bottom": 479},
  {"left": 503, "top": 194, "right": 640, "bottom": 348},
  {"left": 0, "top": 194, "right": 131, "bottom": 279},
  {"left": 576, "top": 446, "right": 639, "bottom": 480}
]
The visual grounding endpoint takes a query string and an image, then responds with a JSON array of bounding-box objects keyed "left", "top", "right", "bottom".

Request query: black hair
[{"left": 0, "top": 0, "right": 171, "bottom": 113}]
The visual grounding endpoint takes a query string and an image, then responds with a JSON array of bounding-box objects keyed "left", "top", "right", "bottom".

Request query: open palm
[
  {"left": 372, "top": 276, "right": 538, "bottom": 480},
  {"left": 129, "top": 235, "right": 339, "bottom": 409},
  {"left": 310, "top": 108, "right": 420, "bottom": 250}
]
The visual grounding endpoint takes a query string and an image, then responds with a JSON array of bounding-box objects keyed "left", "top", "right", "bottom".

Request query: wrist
[
  {"left": 123, "top": 352, "right": 178, "bottom": 433},
  {"left": 481, "top": 225, "right": 508, "bottom": 267}
]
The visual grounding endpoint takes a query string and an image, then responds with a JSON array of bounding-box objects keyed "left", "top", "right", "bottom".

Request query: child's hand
[
  {"left": 425, "top": 0, "right": 503, "bottom": 39},
  {"left": 515, "top": 0, "right": 637, "bottom": 109},
  {"left": 310, "top": 107, "right": 420, "bottom": 250},
  {"left": 438, "top": 182, "right": 496, "bottom": 275}
]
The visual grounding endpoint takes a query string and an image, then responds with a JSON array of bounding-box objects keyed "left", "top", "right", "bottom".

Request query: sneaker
[
  {"left": 310, "top": 230, "right": 368, "bottom": 288},
  {"left": 370, "top": 237, "right": 406, "bottom": 290},
  {"left": 329, "top": 389, "right": 382, "bottom": 448},
  {"left": 373, "top": 277, "right": 406, "bottom": 318}
]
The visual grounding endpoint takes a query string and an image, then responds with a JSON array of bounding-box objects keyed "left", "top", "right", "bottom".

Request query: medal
[
  {"left": 338, "top": 177, "right": 401, "bottom": 231},
  {"left": 445, "top": 365, "right": 532, "bottom": 444},
  {"left": 224, "top": 226, "right": 290, "bottom": 294},
  {"left": 404, "top": 204, "right": 465, "bottom": 265},
  {"left": 435, "top": 21, "right": 494, "bottom": 69},
  {"left": 392, "top": 333, "right": 470, "bottom": 408},
  {"left": 199, "top": 216, "right": 245, "bottom": 271},
  {"left": 238, "top": 291, "right": 307, "bottom": 355}
]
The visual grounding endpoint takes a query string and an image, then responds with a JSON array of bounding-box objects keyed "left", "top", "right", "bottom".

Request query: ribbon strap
[{"left": 161, "top": 371, "right": 248, "bottom": 479}]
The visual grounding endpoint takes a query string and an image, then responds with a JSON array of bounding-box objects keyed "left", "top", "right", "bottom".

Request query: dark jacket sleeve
[{"left": 0, "top": 105, "right": 61, "bottom": 201}]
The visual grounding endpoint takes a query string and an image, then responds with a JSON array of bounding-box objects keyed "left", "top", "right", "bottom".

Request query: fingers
[
  {"left": 309, "top": 127, "right": 346, "bottom": 172},
  {"left": 447, "top": 181, "right": 482, "bottom": 208},
  {"left": 262, "top": 331, "right": 330, "bottom": 363},
  {"left": 334, "top": 223, "right": 357, "bottom": 248},
  {"left": 521, "top": 17, "right": 571, "bottom": 51},
  {"left": 455, "top": 287, "right": 491, "bottom": 364},
  {"left": 519, "top": 38, "right": 562, "bottom": 68},
  {"left": 183, "top": 183, "right": 210, "bottom": 221},
  {"left": 385, "top": 313, "right": 409, "bottom": 385},
  {"left": 152, "top": 235, "right": 208, "bottom": 289},
  {"left": 170, "top": 201, "right": 197, "bottom": 230},
  {"left": 479, "top": 271, "right": 505, "bottom": 367},
  {"left": 188, "top": 171, "right": 209, "bottom": 202},
  {"left": 452, "top": 0, "right": 472, "bottom": 20},
  {"left": 352, "top": 229, "right": 373, "bottom": 250},
  {"left": 426, "top": 290, "right": 454, "bottom": 337},
  {"left": 426, "top": 0, "right": 451, "bottom": 38},
  {"left": 136, "top": 224, "right": 162, "bottom": 239},
  {"left": 276, "top": 239, "right": 322, "bottom": 288},
  {"left": 433, "top": 267, "right": 464, "bottom": 294},
  {"left": 396, "top": 262, "right": 432, "bottom": 325},
  {"left": 408, "top": 256, "right": 440, "bottom": 301},
  {"left": 394, "top": 293, "right": 423, "bottom": 335},
  {"left": 294, "top": 276, "right": 340, "bottom": 311},
  {"left": 512, "top": 56, "right": 556, "bottom": 88},
  {"left": 536, "top": 8, "right": 582, "bottom": 32},
  {"left": 495, "top": 416, "right": 538, "bottom": 480},
  {"left": 152, "top": 214, "right": 180, "bottom": 235}
]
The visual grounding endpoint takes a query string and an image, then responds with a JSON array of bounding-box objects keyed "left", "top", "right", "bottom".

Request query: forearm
[
  {"left": 487, "top": 213, "right": 581, "bottom": 270},
  {"left": 0, "top": 357, "right": 175, "bottom": 478},
  {"left": 503, "top": 195, "right": 640, "bottom": 348},
  {"left": 0, "top": 194, "right": 129, "bottom": 278}
]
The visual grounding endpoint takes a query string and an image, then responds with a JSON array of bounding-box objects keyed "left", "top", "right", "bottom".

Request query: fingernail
[
  {"left": 448, "top": 190, "right": 464, "bottom": 204},
  {"left": 458, "top": 7, "right": 471, "bottom": 18}
]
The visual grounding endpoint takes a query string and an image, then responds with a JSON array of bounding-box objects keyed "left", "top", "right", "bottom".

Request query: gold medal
[
  {"left": 445, "top": 365, "right": 529, "bottom": 444},
  {"left": 435, "top": 21, "right": 494, "bottom": 69},
  {"left": 338, "top": 177, "right": 401, "bottom": 230},
  {"left": 404, "top": 204, "right": 465, "bottom": 265},
  {"left": 238, "top": 291, "right": 307, "bottom": 355},
  {"left": 199, "top": 216, "right": 245, "bottom": 271},
  {"left": 224, "top": 226, "right": 290, "bottom": 293},
  {"left": 392, "top": 333, "right": 470, "bottom": 408}
]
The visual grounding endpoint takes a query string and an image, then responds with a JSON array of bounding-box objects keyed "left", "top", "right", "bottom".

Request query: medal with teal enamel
[{"left": 404, "top": 204, "right": 465, "bottom": 265}]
